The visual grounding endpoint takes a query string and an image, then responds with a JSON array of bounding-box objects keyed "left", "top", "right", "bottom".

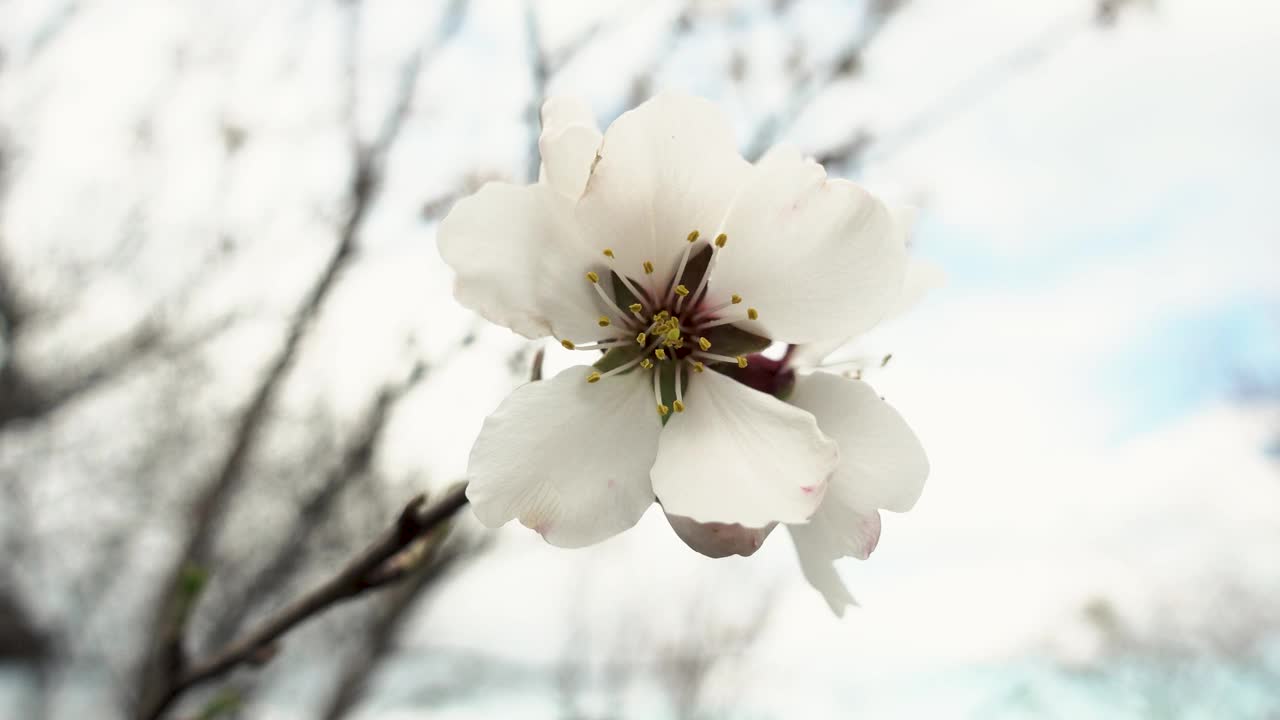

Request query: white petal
[
  {"left": 888, "top": 253, "right": 946, "bottom": 321},
  {"left": 709, "top": 145, "right": 907, "bottom": 344},
  {"left": 538, "top": 97, "right": 602, "bottom": 199},
  {"left": 438, "top": 182, "right": 605, "bottom": 343},
  {"left": 464, "top": 366, "right": 660, "bottom": 547},
  {"left": 787, "top": 506, "right": 881, "bottom": 617},
  {"left": 576, "top": 93, "right": 750, "bottom": 288},
  {"left": 787, "top": 372, "right": 928, "bottom": 513},
  {"left": 787, "top": 208, "right": 941, "bottom": 366},
  {"left": 651, "top": 368, "right": 836, "bottom": 527}
]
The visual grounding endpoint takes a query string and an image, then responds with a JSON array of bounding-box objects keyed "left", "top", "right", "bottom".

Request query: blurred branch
[
  {"left": 524, "top": 0, "right": 549, "bottom": 182},
  {"left": 319, "top": 530, "right": 476, "bottom": 720},
  {"left": 203, "top": 362, "right": 429, "bottom": 648},
  {"left": 136, "top": 2, "right": 466, "bottom": 712},
  {"left": 138, "top": 484, "right": 471, "bottom": 720},
  {"left": 743, "top": 0, "right": 908, "bottom": 161}
]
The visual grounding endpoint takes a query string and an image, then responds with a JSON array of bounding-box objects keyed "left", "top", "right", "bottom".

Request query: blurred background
[{"left": 2, "top": 0, "right": 1278, "bottom": 718}]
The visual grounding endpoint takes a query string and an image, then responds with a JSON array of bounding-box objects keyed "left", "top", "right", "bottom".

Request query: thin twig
[
  {"left": 134, "top": 2, "right": 462, "bottom": 709},
  {"left": 138, "top": 484, "right": 470, "bottom": 720}
]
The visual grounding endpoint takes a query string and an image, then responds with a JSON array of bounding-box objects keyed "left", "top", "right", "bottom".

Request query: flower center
[{"left": 559, "top": 230, "right": 760, "bottom": 416}]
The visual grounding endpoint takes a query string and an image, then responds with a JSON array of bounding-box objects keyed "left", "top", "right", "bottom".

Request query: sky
[{"left": 1, "top": 0, "right": 1278, "bottom": 718}]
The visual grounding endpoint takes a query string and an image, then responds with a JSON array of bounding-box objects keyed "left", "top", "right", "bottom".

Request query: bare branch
[
  {"left": 319, "top": 535, "right": 473, "bottom": 720},
  {"left": 135, "top": 2, "right": 464, "bottom": 708},
  {"left": 138, "top": 484, "right": 470, "bottom": 720},
  {"left": 202, "top": 362, "right": 429, "bottom": 648}
]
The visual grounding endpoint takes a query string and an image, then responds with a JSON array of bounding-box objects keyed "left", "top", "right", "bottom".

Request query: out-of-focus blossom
[{"left": 438, "top": 93, "right": 917, "bottom": 569}]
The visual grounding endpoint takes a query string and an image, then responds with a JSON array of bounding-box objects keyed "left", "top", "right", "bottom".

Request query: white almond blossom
[{"left": 438, "top": 93, "right": 925, "bottom": 596}]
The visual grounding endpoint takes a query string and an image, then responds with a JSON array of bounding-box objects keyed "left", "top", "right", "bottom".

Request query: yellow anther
[
  {"left": 657, "top": 403, "right": 670, "bottom": 416},
  {"left": 693, "top": 361, "right": 705, "bottom": 373},
  {"left": 629, "top": 303, "right": 643, "bottom": 313},
  {"left": 736, "top": 356, "right": 748, "bottom": 368},
  {"left": 687, "top": 230, "right": 700, "bottom": 242},
  {"left": 674, "top": 284, "right": 690, "bottom": 297},
  {"left": 654, "top": 348, "right": 667, "bottom": 361},
  {"left": 640, "top": 358, "right": 653, "bottom": 369},
  {"left": 665, "top": 327, "right": 680, "bottom": 342},
  {"left": 586, "top": 371, "right": 602, "bottom": 383},
  {"left": 561, "top": 339, "right": 575, "bottom": 350},
  {"left": 598, "top": 316, "right": 610, "bottom": 327},
  {"left": 698, "top": 337, "right": 711, "bottom": 351},
  {"left": 731, "top": 294, "right": 742, "bottom": 304},
  {"left": 715, "top": 233, "right": 728, "bottom": 248},
  {"left": 747, "top": 307, "right": 759, "bottom": 320},
  {"left": 586, "top": 271, "right": 600, "bottom": 283},
  {"left": 636, "top": 332, "right": 647, "bottom": 345},
  {"left": 655, "top": 310, "right": 670, "bottom": 321},
  {"left": 643, "top": 260, "right": 655, "bottom": 274},
  {"left": 672, "top": 400, "right": 685, "bottom": 413},
  {"left": 602, "top": 248, "right": 614, "bottom": 258}
]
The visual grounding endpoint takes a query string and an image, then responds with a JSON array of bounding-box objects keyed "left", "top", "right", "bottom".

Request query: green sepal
[
  {"left": 610, "top": 271, "right": 641, "bottom": 311},
  {"left": 704, "top": 324, "right": 772, "bottom": 356},
  {"left": 657, "top": 361, "right": 685, "bottom": 426},
  {"left": 676, "top": 243, "right": 713, "bottom": 291},
  {"left": 593, "top": 343, "right": 644, "bottom": 374}
]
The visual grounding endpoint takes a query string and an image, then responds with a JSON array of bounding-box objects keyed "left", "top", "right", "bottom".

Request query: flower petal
[
  {"left": 438, "top": 182, "right": 604, "bottom": 342},
  {"left": 464, "top": 366, "right": 660, "bottom": 547},
  {"left": 787, "top": 372, "right": 928, "bottom": 513},
  {"left": 538, "top": 96, "right": 603, "bottom": 199},
  {"left": 576, "top": 93, "right": 750, "bottom": 287},
  {"left": 787, "top": 506, "right": 881, "bottom": 617},
  {"left": 708, "top": 145, "right": 907, "bottom": 344},
  {"left": 651, "top": 368, "right": 836, "bottom": 527},
  {"left": 665, "top": 511, "right": 778, "bottom": 558}
]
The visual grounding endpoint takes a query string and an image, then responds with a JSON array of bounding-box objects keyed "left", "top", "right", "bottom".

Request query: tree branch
[{"left": 138, "top": 484, "right": 470, "bottom": 720}]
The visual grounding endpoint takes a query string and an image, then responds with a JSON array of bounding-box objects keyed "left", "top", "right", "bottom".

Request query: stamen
[
  {"left": 628, "top": 303, "right": 643, "bottom": 314},
  {"left": 602, "top": 248, "right": 614, "bottom": 258},
  {"left": 590, "top": 281, "right": 636, "bottom": 329},
  {"left": 657, "top": 403, "right": 670, "bottom": 416},
  {"left": 684, "top": 358, "right": 706, "bottom": 373},
  {"left": 586, "top": 371, "right": 602, "bottom": 383},
  {"left": 561, "top": 339, "right": 575, "bottom": 350},
  {"left": 698, "top": 307, "right": 760, "bottom": 330},
  {"left": 643, "top": 261, "right": 655, "bottom": 275},
  {"left": 598, "top": 352, "right": 649, "bottom": 379},
  {"left": 666, "top": 230, "right": 700, "bottom": 306},
  {"left": 611, "top": 269, "right": 651, "bottom": 310},
  {"left": 674, "top": 363, "right": 685, "bottom": 412},
  {"left": 693, "top": 351, "right": 748, "bottom": 368},
  {"left": 653, "top": 366, "right": 666, "bottom": 416},
  {"left": 640, "top": 358, "right": 653, "bottom": 369},
  {"left": 567, "top": 338, "right": 631, "bottom": 351},
  {"left": 586, "top": 271, "right": 599, "bottom": 284},
  {"left": 654, "top": 348, "right": 667, "bottom": 361},
  {"left": 694, "top": 294, "right": 743, "bottom": 321},
  {"left": 688, "top": 234, "right": 729, "bottom": 308},
  {"left": 697, "top": 336, "right": 711, "bottom": 351},
  {"left": 636, "top": 332, "right": 647, "bottom": 345}
]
